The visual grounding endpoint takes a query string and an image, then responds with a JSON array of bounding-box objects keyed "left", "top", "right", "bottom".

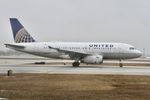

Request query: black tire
[
  {"left": 119, "top": 63, "right": 123, "bottom": 67},
  {"left": 72, "top": 62, "right": 80, "bottom": 67}
]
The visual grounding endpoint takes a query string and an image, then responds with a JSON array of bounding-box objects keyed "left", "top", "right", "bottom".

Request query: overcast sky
[{"left": 0, "top": 0, "right": 150, "bottom": 53}]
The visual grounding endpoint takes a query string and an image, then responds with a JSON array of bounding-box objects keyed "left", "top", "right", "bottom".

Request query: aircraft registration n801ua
[{"left": 5, "top": 18, "right": 142, "bottom": 67}]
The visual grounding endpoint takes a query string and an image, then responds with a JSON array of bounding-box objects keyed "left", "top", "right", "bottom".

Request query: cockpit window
[{"left": 129, "top": 47, "right": 135, "bottom": 50}]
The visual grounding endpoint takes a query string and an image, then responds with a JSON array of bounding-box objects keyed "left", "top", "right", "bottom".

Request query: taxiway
[{"left": 0, "top": 57, "right": 150, "bottom": 75}]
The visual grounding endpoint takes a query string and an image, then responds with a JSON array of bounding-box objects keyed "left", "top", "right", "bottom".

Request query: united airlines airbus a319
[{"left": 5, "top": 18, "right": 142, "bottom": 67}]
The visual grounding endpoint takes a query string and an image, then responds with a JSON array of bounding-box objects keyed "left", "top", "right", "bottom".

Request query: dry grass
[{"left": 0, "top": 74, "right": 150, "bottom": 100}]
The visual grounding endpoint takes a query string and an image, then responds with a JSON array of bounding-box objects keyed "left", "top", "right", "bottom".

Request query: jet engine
[{"left": 81, "top": 55, "right": 103, "bottom": 64}]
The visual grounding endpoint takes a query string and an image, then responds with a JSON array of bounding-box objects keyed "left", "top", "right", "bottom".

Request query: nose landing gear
[{"left": 119, "top": 59, "right": 123, "bottom": 67}]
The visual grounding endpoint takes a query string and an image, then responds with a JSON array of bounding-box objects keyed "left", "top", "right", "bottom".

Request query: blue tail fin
[{"left": 10, "top": 18, "right": 35, "bottom": 43}]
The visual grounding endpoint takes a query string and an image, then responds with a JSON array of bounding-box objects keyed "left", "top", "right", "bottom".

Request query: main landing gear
[{"left": 72, "top": 62, "right": 80, "bottom": 67}]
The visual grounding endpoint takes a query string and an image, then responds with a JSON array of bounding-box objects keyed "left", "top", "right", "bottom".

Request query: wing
[{"left": 48, "top": 46, "right": 89, "bottom": 60}]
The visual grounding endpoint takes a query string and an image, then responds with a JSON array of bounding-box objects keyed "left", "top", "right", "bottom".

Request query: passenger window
[{"left": 110, "top": 45, "right": 114, "bottom": 47}]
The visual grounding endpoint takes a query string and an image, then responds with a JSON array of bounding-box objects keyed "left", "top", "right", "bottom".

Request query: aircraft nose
[{"left": 136, "top": 50, "right": 142, "bottom": 57}]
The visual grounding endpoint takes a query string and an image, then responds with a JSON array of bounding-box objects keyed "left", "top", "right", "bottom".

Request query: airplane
[{"left": 5, "top": 18, "right": 142, "bottom": 67}]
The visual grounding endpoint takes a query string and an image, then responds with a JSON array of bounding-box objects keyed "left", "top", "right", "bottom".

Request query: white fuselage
[{"left": 7, "top": 42, "right": 142, "bottom": 60}]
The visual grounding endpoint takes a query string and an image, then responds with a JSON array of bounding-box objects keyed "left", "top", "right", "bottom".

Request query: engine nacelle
[{"left": 81, "top": 55, "right": 103, "bottom": 64}]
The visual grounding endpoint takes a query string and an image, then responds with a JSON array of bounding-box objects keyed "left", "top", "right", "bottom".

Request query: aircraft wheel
[
  {"left": 119, "top": 59, "right": 123, "bottom": 67},
  {"left": 72, "top": 62, "right": 80, "bottom": 67},
  {"left": 119, "top": 63, "right": 123, "bottom": 67}
]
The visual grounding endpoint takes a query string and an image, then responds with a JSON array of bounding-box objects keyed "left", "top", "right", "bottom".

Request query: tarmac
[{"left": 0, "top": 56, "right": 150, "bottom": 76}]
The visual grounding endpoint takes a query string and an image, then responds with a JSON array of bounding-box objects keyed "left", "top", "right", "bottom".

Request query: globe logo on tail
[{"left": 15, "top": 28, "right": 35, "bottom": 43}]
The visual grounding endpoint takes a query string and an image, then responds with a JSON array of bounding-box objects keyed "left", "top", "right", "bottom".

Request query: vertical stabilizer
[{"left": 10, "top": 18, "right": 35, "bottom": 43}]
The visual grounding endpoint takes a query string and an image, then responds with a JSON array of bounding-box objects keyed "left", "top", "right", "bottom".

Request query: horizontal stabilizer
[{"left": 5, "top": 44, "right": 25, "bottom": 49}]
